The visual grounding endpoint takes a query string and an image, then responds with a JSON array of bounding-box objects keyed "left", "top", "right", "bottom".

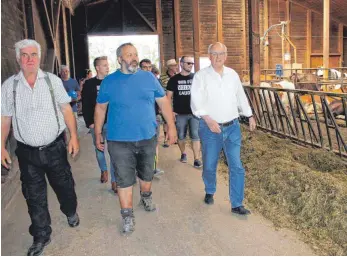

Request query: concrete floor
[{"left": 1, "top": 128, "right": 315, "bottom": 256}]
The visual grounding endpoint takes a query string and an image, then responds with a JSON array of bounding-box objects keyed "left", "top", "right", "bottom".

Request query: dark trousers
[{"left": 15, "top": 134, "right": 77, "bottom": 242}]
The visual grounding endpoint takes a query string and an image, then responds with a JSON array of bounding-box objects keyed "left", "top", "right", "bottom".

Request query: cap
[{"left": 166, "top": 59, "right": 177, "bottom": 66}]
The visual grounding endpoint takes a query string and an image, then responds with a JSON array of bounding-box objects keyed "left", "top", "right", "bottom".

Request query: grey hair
[
  {"left": 116, "top": 42, "right": 135, "bottom": 58},
  {"left": 60, "top": 65, "right": 69, "bottom": 73},
  {"left": 207, "top": 42, "right": 227, "bottom": 54},
  {"left": 14, "top": 39, "right": 41, "bottom": 61}
]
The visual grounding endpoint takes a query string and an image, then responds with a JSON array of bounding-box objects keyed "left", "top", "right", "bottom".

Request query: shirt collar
[
  {"left": 208, "top": 65, "right": 230, "bottom": 76},
  {"left": 14, "top": 68, "right": 45, "bottom": 81}
]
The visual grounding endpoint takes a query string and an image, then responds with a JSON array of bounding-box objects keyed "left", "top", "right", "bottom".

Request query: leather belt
[
  {"left": 218, "top": 118, "right": 237, "bottom": 127},
  {"left": 17, "top": 132, "right": 65, "bottom": 151}
]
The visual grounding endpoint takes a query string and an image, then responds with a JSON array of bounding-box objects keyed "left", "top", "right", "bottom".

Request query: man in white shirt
[{"left": 190, "top": 42, "right": 256, "bottom": 215}]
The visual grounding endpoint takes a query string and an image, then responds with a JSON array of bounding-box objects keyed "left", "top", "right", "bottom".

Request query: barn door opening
[{"left": 88, "top": 34, "right": 160, "bottom": 75}]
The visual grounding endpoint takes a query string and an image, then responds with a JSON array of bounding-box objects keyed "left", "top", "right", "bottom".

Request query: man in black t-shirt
[
  {"left": 82, "top": 56, "right": 117, "bottom": 192},
  {"left": 167, "top": 56, "right": 202, "bottom": 168}
]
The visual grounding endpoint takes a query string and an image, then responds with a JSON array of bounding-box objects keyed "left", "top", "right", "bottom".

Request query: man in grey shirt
[{"left": 1, "top": 39, "right": 80, "bottom": 256}]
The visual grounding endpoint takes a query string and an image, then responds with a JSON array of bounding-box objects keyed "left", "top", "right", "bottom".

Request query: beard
[{"left": 123, "top": 60, "right": 138, "bottom": 73}]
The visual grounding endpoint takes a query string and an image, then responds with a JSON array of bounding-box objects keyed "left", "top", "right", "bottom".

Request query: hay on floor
[{"left": 218, "top": 126, "right": 347, "bottom": 255}]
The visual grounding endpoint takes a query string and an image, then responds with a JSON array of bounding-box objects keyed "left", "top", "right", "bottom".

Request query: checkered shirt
[{"left": 1, "top": 69, "right": 71, "bottom": 147}]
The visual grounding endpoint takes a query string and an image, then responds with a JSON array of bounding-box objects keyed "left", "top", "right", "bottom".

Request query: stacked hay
[{"left": 218, "top": 127, "right": 347, "bottom": 255}]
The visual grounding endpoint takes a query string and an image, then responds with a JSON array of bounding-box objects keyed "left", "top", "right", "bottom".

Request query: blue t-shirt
[
  {"left": 62, "top": 78, "right": 80, "bottom": 112},
  {"left": 97, "top": 70, "right": 165, "bottom": 141}
]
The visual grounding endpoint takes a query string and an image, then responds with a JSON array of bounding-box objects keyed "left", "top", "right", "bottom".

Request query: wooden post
[
  {"left": 338, "top": 23, "right": 343, "bottom": 67},
  {"left": 306, "top": 10, "right": 311, "bottom": 68},
  {"left": 69, "top": 12, "right": 76, "bottom": 78},
  {"left": 263, "top": 0, "right": 269, "bottom": 69},
  {"left": 192, "top": 0, "right": 200, "bottom": 71},
  {"left": 242, "top": 0, "right": 247, "bottom": 70},
  {"left": 248, "top": 0, "right": 260, "bottom": 85},
  {"left": 156, "top": 0, "right": 164, "bottom": 69},
  {"left": 286, "top": 0, "right": 291, "bottom": 54},
  {"left": 216, "top": 0, "right": 223, "bottom": 43},
  {"left": 62, "top": 7, "right": 70, "bottom": 67},
  {"left": 323, "top": 0, "right": 330, "bottom": 79},
  {"left": 174, "top": 0, "right": 181, "bottom": 61}
]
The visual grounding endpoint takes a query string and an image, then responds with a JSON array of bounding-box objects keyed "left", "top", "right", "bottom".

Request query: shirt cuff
[{"left": 193, "top": 109, "right": 208, "bottom": 118}]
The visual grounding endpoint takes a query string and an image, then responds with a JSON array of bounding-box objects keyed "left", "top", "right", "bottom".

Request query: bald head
[
  {"left": 208, "top": 42, "right": 227, "bottom": 54},
  {"left": 208, "top": 42, "right": 227, "bottom": 70}
]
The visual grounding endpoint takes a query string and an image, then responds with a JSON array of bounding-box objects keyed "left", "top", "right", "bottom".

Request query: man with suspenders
[{"left": 1, "top": 39, "right": 80, "bottom": 256}]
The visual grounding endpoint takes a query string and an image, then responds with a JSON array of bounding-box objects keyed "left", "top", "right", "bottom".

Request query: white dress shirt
[
  {"left": 190, "top": 65, "right": 252, "bottom": 123},
  {"left": 1, "top": 69, "right": 71, "bottom": 146}
]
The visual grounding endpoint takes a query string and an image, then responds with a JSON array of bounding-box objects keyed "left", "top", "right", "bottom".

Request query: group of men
[{"left": 1, "top": 39, "right": 256, "bottom": 256}]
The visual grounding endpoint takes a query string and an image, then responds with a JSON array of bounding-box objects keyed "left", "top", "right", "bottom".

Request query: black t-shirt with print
[{"left": 166, "top": 73, "right": 194, "bottom": 114}]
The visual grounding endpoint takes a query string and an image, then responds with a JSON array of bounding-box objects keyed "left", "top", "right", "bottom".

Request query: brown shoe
[
  {"left": 111, "top": 182, "right": 118, "bottom": 194},
  {"left": 100, "top": 171, "right": 108, "bottom": 183}
]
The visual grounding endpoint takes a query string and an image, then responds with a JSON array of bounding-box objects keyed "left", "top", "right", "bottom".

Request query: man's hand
[
  {"left": 203, "top": 116, "right": 221, "bottom": 133},
  {"left": 166, "top": 125, "right": 178, "bottom": 145},
  {"left": 89, "top": 124, "right": 95, "bottom": 129},
  {"left": 95, "top": 133, "right": 105, "bottom": 151},
  {"left": 1, "top": 148, "right": 11, "bottom": 169},
  {"left": 68, "top": 136, "right": 80, "bottom": 158},
  {"left": 173, "top": 112, "right": 177, "bottom": 122},
  {"left": 249, "top": 117, "right": 256, "bottom": 131}
]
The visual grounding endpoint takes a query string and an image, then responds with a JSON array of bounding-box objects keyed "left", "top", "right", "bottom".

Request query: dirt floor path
[{"left": 1, "top": 130, "right": 315, "bottom": 256}]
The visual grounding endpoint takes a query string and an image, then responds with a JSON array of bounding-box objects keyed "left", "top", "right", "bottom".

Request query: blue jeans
[
  {"left": 175, "top": 114, "right": 200, "bottom": 141},
  {"left": 199, "top": 119, "right": 245, "bottom": 208},
  {"left": 90, "top": 124, "right": 116, "bottom": 183}
]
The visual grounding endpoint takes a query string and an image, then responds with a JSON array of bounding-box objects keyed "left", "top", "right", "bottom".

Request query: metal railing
[{"left": 243, "top": 85, "right": 347, "bottom": 157}]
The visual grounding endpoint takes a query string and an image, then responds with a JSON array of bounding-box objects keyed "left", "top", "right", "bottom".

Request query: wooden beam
[
  {"left": 125, "top": 0, "right": 156, "bottom": 32},
  {"left": 62, "top": 7, "right": 70, "bottom": 67},
  {"left": 241, "top": 0, "right": 247, "bottom": 70},
  {"left": 192, "top": 0, "right": 200, "bottom": 71},
  {"left": 69, "top": 12, "right": 76, "bottom": 78},
  {"left": 338, "top": 23, "right": 343, "bottom": 67},
  {"left": 306, "top": 10, "right": 312, "bottom": 68},
  {"left": 216, "top": 0, "right": 223, "bottom": 43},
  {"left": 156, "top": 0, "right": 164, "bottom": 69},
  {"left": 263, "top": 0, "right": 269, "bottom": 69},
  {"left": 323, "top": 0, "right": 330, "bottom": 79},
  {"left": 248, "top": 0, "right": 260, "bottom": 85},
  {"left": 290, "top": 0, "right": 347, "bottom": 27},
  {"left": 174, "top": 0, "right": 181, "bottom": 61},
  {"left": 121, "top": 0, "right": 125, "bottom": 32},
  {"left": 54, "top": 0, "right": 62, "bottom": 66},
  {"left": 286, "top": 0, "right": 291, "bottom": 54}
]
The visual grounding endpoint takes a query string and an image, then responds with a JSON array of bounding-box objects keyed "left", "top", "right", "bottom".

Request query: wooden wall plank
[
  {"left": 192, "top": 0, "right": 200, "bottom": 71},
  {"left": 156, "top": 0, "right": 164, "bottom": 68},
  {"left": 216, "top": 0, "right": 223, "bottom": 42},
  {"left": 323, "top": 0, "right": 329, "bottom": 78},
  {"left": 174, "top": 0, "right": 181, "bottom": 60},
  {"left": 306, "top": 9, "right": 311, "bottom": 67}
]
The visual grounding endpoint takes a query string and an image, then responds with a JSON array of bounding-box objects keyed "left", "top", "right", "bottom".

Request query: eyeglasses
[
  {"left": 184, "top": 62, "right": 194, "bottom": 65},
  {"left": 210, "top": 52, "right": 226, "bottom": 57}
]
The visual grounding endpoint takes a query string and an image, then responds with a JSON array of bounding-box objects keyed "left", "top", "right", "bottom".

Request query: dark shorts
[{"left": 107, "top": 136, "right": 157, "bottom": 188}]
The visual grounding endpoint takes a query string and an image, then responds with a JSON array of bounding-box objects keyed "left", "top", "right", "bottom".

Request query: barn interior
[{"left": 1, "top": 0, "right": 347, "bottom": 255}]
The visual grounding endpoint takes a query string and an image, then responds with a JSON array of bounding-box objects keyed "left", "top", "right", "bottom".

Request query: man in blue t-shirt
[
  {"left": 94, "top": 43, "right": 177, "bottom": 235},
  {"left": 60, "top": 65, "right": 80, "bottom": 118}
]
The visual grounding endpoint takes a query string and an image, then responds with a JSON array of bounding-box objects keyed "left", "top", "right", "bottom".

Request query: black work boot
[
  {"left": 27, "top": 238, "right": 51, "bottom": 256},
  {"left": 121, "top": 208, "right": 135, "bottom": 235},
  {"left": 67, "top": 213, "right": 80, "bottom": 227},
  {"left": 204, "top": 194, "right": 214, "bottom": 205},
  {"left": 140, "top": 191, "right": 156, "bottom": 211}
]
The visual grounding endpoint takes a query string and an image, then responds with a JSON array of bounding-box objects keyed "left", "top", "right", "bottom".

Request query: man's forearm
[
  {"left": 94, "top": 103, "right": 107, "bottom": 134},
  {"left": 1, "top": 116, "right": 12, "bottom": 148},
  {"left": 61, "top": 104, "right": 78, "bottom": 138},
  {"left": 158, "top": 98, "right": 175, "bottom": 128}
]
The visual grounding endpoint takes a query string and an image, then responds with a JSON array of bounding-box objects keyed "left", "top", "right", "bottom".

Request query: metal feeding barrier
[{"left": 242, "top": 85, "right": 347, "bottom": 157}]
